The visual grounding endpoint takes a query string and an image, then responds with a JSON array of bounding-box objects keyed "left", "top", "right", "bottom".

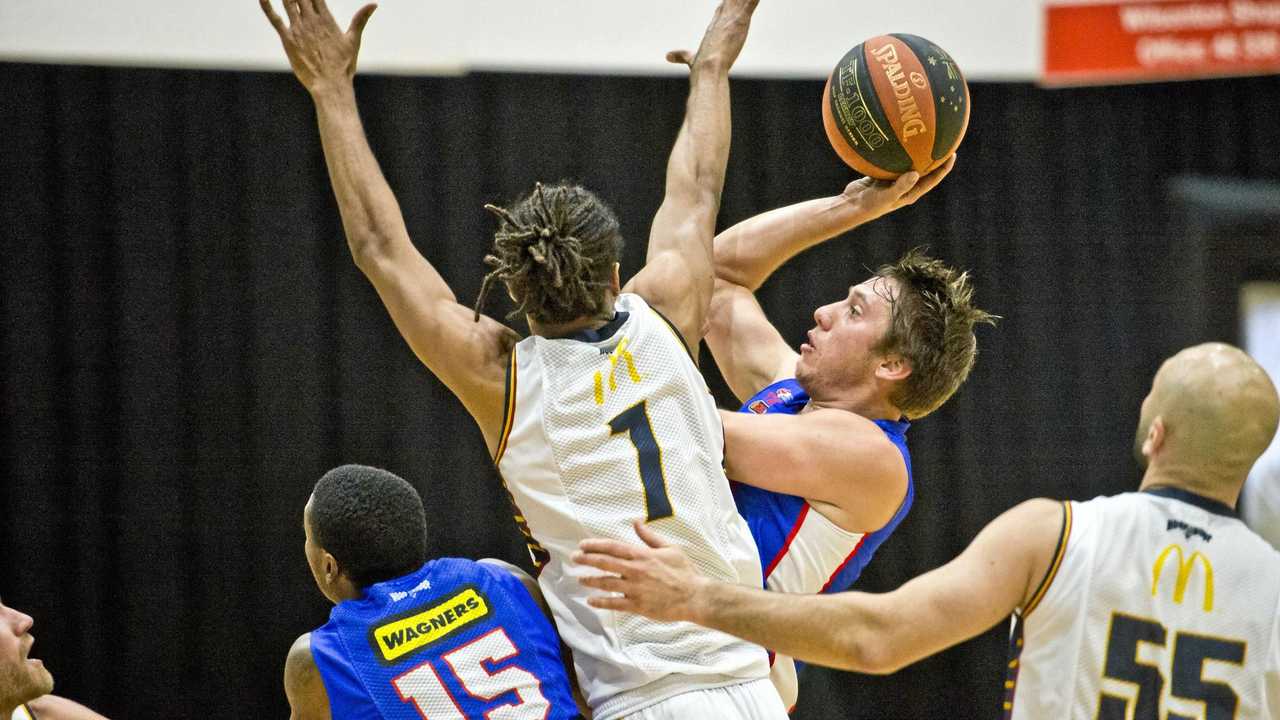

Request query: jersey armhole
[
  {"left": 1021, "top": 501, "right": 1073, "bottom": 619},
  {"left": 649, "top": 306, "right": 694, "bottom": 361},
  {"left": 493, "top": 347, "right": 518, "bottom": 464}
]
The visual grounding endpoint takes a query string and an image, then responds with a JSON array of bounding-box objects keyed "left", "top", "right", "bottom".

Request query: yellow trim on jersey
[
  {"left": 1022, "top": 501, "right": 1072, "bottom": 618},
  {"left": 13, "top": 703, "right": 36, "bottom": 720},
  {"left": 648, "top": 307, "right": 694, "bottom": 361},
  {"left": 493, "top": 349, "right": 518, "bottom": 464}
]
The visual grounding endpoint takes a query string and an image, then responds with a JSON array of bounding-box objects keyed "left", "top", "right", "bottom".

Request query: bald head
[{"left": 1135, "top": 343, "right": 1280, "bottom": 496}]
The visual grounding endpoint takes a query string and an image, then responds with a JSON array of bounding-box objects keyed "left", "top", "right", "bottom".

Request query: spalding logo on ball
[{"left": 823, "top": 34, "right": 969, "bottom": 179}]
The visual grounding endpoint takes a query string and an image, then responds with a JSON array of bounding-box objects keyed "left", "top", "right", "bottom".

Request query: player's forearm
[
  {"left": 310, "top": 86, "right": 417, "bottom": 273},
  {"left": 714, "top": 193, "right": 873, "bottom": 291},
  {"left": 664, "top": 63, "right": 733, "bottom": 230},
  {"left": 687, "top": 580, "right": 889, "bottom": 674}
]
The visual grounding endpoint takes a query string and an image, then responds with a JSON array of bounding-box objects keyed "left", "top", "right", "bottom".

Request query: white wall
[{"left": 0, "top": 0, "right": 1041, "bottom": 80}]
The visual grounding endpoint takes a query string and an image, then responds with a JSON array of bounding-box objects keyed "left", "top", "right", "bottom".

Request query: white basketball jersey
[
  {"left": 495, "top": 293, "right": 770, "bottom": 720},
  {"left": 1006, "top": 488, "right": 1280, "bottom": 719}
]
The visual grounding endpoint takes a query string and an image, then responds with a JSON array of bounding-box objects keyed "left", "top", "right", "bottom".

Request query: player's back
[
  {"left": 1008, "top": 487, "right": 1280, "bottom": 719},
  {"left": 496, "top": 292, "right": 769, "bottom": 719},
  {"left": 310, "top": 557, "right": 579, "bottom": 719}
]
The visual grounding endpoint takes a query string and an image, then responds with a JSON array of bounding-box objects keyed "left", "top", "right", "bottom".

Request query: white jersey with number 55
[
  {"left": 495, "top": 292, "right": 769, "bottom": 720},
  {"left": 1006, "top": 488, "right": 1280, "bottom": 719}
]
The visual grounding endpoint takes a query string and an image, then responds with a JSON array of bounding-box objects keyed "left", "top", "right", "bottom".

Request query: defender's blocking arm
[
  {"left": 622, "top": 0, "right": 759, "bottom": 353},
  {"left": 576, "top": 499, "right": 1061, "bottom": 674},
  {"left": 260, "top": 0, "right": 514, "bottom": 447},
  {"left": 706, "top": 159, "right": 954, "bottom": 400}
]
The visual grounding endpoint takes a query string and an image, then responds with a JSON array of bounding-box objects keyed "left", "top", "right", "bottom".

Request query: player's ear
[
  {"left": 1142, "top": 416, "right": 1165, "bottom": 460},
  {"left": 876, "top": 354, "right": 912, "bottom": 382},
  {"left": 322, "top": 551, "right": 341, "bottom": 585}
]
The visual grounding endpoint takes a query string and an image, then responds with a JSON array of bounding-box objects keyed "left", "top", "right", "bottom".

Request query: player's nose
[
  {"left": 14, "top": 610, "right": 33, "bottom": 636},
  {"left": 813, "top": 304, "right": 831, "bottom": 330}
]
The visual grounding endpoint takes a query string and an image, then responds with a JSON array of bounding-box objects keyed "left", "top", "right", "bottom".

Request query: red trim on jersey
[
  {"left": 764, "top": 504, "right": 810, "bottom": 580},
  {"left": 819, "top": 533, "right": 868, "bottom": 593}
]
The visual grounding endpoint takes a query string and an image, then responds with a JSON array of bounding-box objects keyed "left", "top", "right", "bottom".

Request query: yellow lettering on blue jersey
[{"left": 370, "top": 588, "right": 490, "bottom": 663}]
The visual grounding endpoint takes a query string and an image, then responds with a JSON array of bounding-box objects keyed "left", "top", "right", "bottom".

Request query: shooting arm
[
  {"left": 24, "top": 695, "right": 109, "bottom": 720},
  {"left": 705, "top": 161, "right": 954, "bottom": 396}
]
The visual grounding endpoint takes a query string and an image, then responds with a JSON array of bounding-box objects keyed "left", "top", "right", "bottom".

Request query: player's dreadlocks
[{"left": 475, "top": 182, "right": 624, "bottom": 326}]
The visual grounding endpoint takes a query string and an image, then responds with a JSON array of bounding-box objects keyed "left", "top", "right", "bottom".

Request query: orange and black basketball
[{"left": 822, "top": 34, "right": 970, "bottom": 179}]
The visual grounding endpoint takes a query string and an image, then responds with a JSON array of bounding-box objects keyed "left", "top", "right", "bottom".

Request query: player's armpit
[
  {"left": 704, "top": 280, "right": 798, "bottom": 402},
  {"left": 358, "top": 250, "right": 517, "bottom": 452},
  {"left": 855, "top": 498, "right": 1065, "bottom": 674},
  {"left": 721, "top": 409, "right": 906, "bottom": 532},
  {"left": 284, "top": 633, "right": 332, "bottom": 720},
  {"left": 622, "top": 237, "right": 714, "bottom": 358}
]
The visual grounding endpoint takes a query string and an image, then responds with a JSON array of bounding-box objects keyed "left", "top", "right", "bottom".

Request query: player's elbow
[
  {"left": 347, "top": 230, "right": 392, "bottom": 271},
  {"left": 835, "top": 630, "right": 903, "bottom": 675}
]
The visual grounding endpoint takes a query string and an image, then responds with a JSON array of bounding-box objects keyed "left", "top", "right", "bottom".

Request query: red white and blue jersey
[
  {"left": 310, "top": 558, "right": 580, "bottom": 719},
  {"left": 732, "top": 378, "right": 914, "bottom": 708}
]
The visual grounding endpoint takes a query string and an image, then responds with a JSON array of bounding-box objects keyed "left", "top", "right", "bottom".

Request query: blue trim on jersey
[
  {"left": 311, "top": 558, "right": 579, "bottom": 719},
  {"left": 730, "top": 378, "right": 914, "bottom": 591},
  {"left": 1142, "top": 485, "right": 1237, "bottom": 518}
]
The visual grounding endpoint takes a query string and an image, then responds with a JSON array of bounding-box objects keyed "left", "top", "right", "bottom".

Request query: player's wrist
[
  {"left": 308, "top": 79, "right": 357, "bottom": 106},
  {"left": 683, "top": 574, "right": 720, "bottom": 626}
]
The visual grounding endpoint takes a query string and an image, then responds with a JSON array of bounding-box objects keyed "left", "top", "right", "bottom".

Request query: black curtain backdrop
[{"left": 2, "top": 61, "right": 1278, "bottom": 718}]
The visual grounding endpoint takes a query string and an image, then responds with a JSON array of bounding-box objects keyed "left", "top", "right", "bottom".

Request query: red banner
[{"left": 1045, "top": 0, "right": 1280, "bottom": 84}]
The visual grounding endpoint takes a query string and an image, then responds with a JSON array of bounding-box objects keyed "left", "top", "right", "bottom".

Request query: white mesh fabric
[
  {"left": 497, "top": 294, "right": 768, "bottom": 717},
  {"left": 1010, "top": 493, "right": 1280, "bottom": 720}
]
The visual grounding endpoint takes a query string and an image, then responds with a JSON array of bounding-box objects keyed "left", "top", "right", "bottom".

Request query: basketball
[{"left": 822, "top": 34, "right": 970, "bottom": 179}]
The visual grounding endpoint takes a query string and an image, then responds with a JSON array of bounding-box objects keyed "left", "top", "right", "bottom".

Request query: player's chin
[{"left": 28, "top": 657, "right": 55, "bottom": 695}]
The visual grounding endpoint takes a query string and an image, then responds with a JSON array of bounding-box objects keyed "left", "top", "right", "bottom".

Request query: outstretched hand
[
  {"left": 687, "top": 0, "right": 760, "bottom": 72},
  {"left": 259, "top": 0, "right": 378, "bottom": 95},
  {"left": 843, "top": 154, "right": 957, "bottom": 223},
  {"left": 574, "top": 521, "right": 707, "bottom": 623}
]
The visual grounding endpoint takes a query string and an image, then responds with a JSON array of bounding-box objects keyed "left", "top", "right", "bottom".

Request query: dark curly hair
[
  {"left": 874, "top": 249, "right": 998, "bottom": 419},
  {"left": 310, "top": 464, "right": 428, "bottom": 589},
  {"left": 474, "top": 182, "right": 624, "bottom": 326}
]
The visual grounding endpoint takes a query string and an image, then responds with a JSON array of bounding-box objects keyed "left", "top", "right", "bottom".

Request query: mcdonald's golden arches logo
[
  {"left": 594, "top": 336, "right": 642, "bottom": 405},
  {"left": 1150, "top": 543, "right": 1214, "bottom": 612}
]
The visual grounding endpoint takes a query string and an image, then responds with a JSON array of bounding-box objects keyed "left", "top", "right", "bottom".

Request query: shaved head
[{"left": 1135, "top": 343, "right": 1280, "bottom": 497}]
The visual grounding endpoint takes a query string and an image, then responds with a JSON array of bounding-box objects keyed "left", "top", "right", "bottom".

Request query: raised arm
[
  {"left": 260, "top": 0, "right": 514, "bottom": 450},
  {"left": 622, "top": 0, "right": 759, "bottom": 353},
  {"left": 707, "top": 159, "right": 955, "bottom": 400},
  {"left": 576, "top": 499, "right": 1063, "bottom": 674}
]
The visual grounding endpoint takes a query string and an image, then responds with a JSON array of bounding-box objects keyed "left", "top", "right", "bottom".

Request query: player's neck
[
  {"left": 805, "top": 385, "right": 903, "bottom": 421},
  {"left": 1137, "top": 465, "right": 1240, "bottom": 510},
  {"left": 529, "top": 311, "right": 617, "bottom": 339}
]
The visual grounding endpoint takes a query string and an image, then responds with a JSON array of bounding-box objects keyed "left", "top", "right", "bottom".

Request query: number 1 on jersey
[{"left": 608, "top": 401, "right": 674, "bottom": 521}]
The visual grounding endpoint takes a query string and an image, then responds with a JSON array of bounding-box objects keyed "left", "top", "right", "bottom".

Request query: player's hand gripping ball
[{"left": 823, "top": 34, "right": 969, "bottom": 179}]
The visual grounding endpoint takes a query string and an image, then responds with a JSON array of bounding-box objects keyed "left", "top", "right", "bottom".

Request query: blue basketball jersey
[
  {"left": 311, "top": 557, "right": 580, "bottom": 719},
  {"left": 731, "top": 378, "right": 914, "bottom": 596}
]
